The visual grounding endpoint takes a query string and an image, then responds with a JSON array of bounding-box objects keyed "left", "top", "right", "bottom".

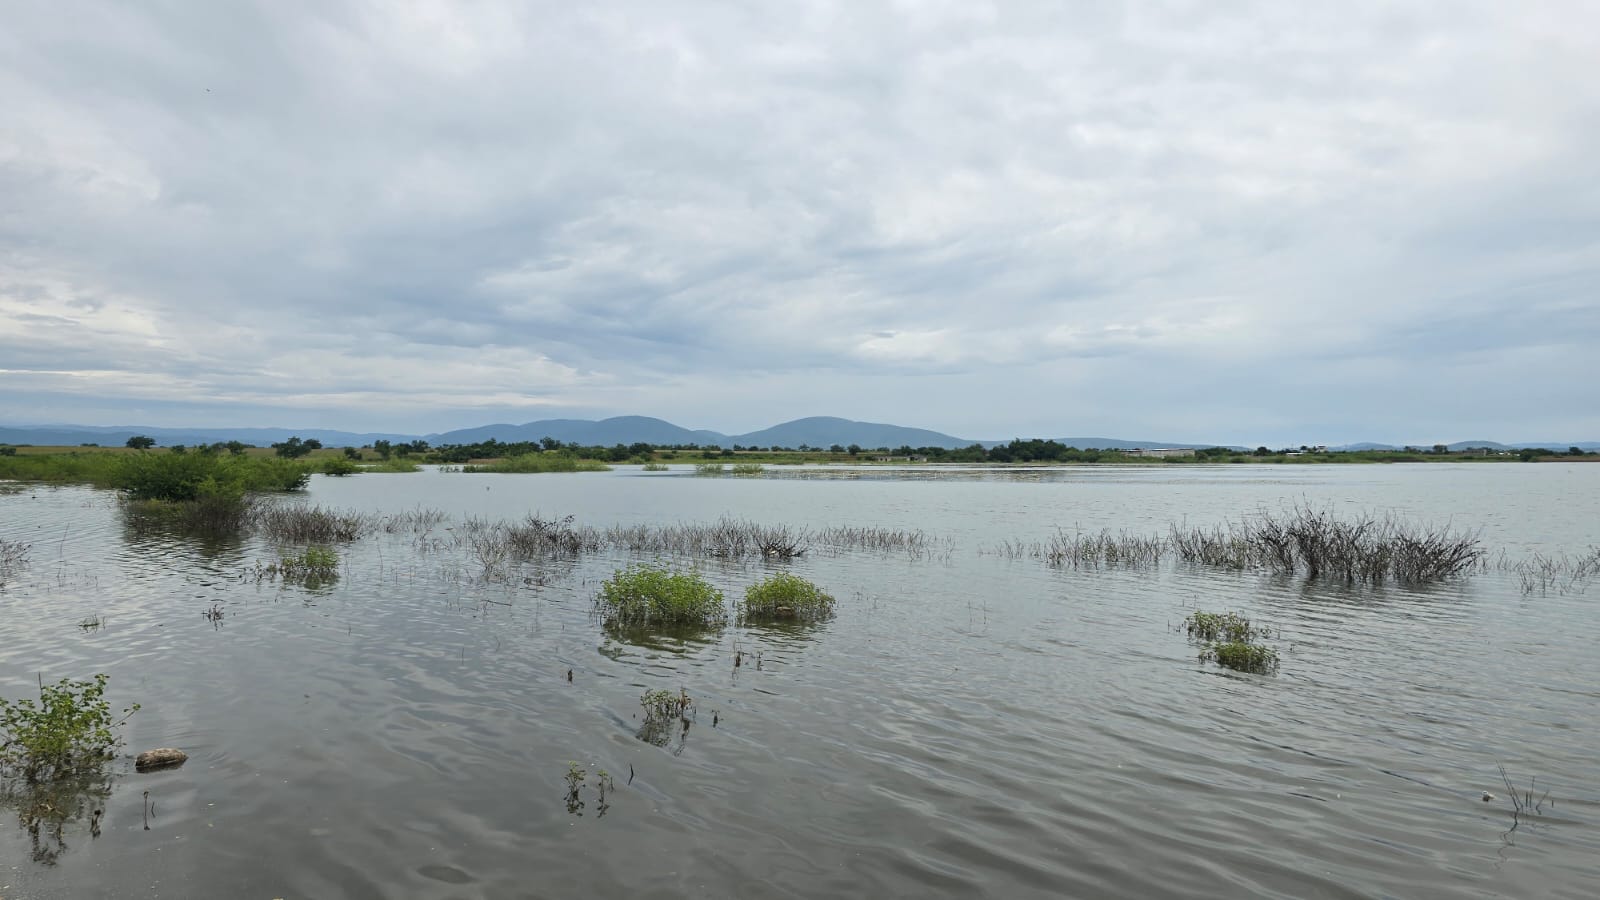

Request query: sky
[{"left": 2, "top": 1, "right": 1597, "bottom": 445}]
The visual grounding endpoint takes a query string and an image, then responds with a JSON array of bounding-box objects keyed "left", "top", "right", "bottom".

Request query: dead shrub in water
[
  {"left": 1, "top": 538, "right": 30, "bottom": 585},
  {"left": 505, "top": 514, "right": 602, "bottom": 558},
  {"left": 1045, "top": 529, "right": 1163, "bottom": 569},
  {"left": 379, "top": 507, "right": 448, "bottom": 534},
  {"left": 254, "top": 505, "right": 371, "bottom": 543},
  {"left": 1171, "top": 506, "right": 1483, "bottom": 584}
]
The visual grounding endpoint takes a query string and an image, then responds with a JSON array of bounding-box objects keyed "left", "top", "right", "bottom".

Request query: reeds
[{"left": 1508, "top": 548, "right": 1600, "bottom": 595}]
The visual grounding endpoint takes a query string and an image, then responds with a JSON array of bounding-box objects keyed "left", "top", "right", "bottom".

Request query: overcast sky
[{"left": 2, "top": 1, "right": 1596, "bottom": 444}]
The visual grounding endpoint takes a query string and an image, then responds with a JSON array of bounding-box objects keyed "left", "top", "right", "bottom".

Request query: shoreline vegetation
[{"left": 1, "top": 436, "right": 1594, "bottom": 485}]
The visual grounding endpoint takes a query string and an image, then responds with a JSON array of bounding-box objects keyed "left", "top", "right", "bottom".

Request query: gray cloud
[{"left": 2, "top": 0, "right": 1597, "bottom": 443}]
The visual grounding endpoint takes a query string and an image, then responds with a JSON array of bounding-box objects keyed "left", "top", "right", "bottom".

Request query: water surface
[{"left": 1, "top": 464, "right": 1596, "bottom": 898}]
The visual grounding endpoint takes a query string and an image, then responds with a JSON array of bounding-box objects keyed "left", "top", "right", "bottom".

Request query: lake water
[{"left": 1, "top": 464, "right": 1597, "bottom": 898}]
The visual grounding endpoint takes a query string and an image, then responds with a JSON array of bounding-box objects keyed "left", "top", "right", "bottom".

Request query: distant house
[{"left": 1124, "top": 447, "right": 1195, "bottom": 458}]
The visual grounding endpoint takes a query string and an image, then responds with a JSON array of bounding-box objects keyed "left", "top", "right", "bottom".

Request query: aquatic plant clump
[
  {"left": 0, "top": 675, "right": 139, "bottom": 783},
  {"left": 743, "top": 572, "right": 836, "bottom": 621},
  {"left": 250, "top": 546, "right": 340, "bottom": 586},
  {"left": 595, "top": 565, "right": 727, "bottom": 628},
  {"left": 730, "top": 463, "right": 764, "bottom": 476},
  {"left": 1200, "top": 642, "right": 1279, "bottom": 674},
  {"left": 254, "top": 505, "right": 372, "bottom": 543},
  {"left": 1184, "top": 611, "right": 1270, "bottom": 643}
]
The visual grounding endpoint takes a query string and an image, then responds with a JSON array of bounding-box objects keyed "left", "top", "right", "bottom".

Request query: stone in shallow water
[{"left": 135, "top": 748, "right": 188, "bottom": 772}]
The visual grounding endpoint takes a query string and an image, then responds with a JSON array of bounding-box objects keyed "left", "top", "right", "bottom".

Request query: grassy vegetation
[
  {"left": 249, "top": 546, "right": 340, "bottom": 587},
  {"left": 743, "top": 572, "right": 835, "bottom": 621},
  {"left": 460, "top": 454, "right": 610, "bottom": 473},
  {"left": 0, "top": 675, "right": 138, "bottom": 783},
  {"left": 594, "top": 564, "right": 727, "bottom": 628},
  {"left": 1200, "top": 642, "right": 1279, "bottom": 674},
  {"left": 730, "top": 462, "right": 765, "bottom": 476},
  {"left": 694, "top": 463, "right": 726, "bottom": 476},
  {"left": 1184, "top": 612, "right": 1270, "bottom": 643},
  {"left": 640, "top": 462, "right": 669, "bottom": 472},
  {"left": 360, "top": 458, "right": 422, "bottom": 473}
]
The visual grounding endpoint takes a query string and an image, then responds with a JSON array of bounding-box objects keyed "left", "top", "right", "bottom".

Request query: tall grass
[
  {"left": 460, "top": 455, "right": 609, "bottom": 473},
  {"left": 1045, "top": 529, "right": 1164, "bottom": 569}
]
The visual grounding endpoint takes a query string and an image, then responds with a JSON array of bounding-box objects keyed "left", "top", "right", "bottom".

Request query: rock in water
[{"left": 135, "top": 748, "right": 188, "bottom": 772}]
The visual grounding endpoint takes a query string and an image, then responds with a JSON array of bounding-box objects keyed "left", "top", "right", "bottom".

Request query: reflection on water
[{"left": 0, "top": 466, "right": 1598, "bottom": 898}]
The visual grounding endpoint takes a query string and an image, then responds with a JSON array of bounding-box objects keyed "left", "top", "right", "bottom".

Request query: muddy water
[{"left": 1, "top": 464, "right": 1597, "bottom": 898}]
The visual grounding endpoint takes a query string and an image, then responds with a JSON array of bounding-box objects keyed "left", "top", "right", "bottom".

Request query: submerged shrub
[
  {"left": 1200, "top": 642, "right": 1279, "bottom": 674},
  {"left": 694, "top": 463, "right": 726, "bottom": 476},
  {"left": 250, "top": 545, "right": 340, "bottom": 587},
  {"left": 254, "top": 505, "right": 370, "bottom": 543},
  {"left": 319, "top": 457, "right": 360, "bottom": 476},
  {"left": 0, "top": 675, "right": 138, "bottom": 783},
  {"left": 595, "top": 564, "right": 726, "bottom": 628},
  {"left": 730, "top": 463, "right": 764, "bottom": 476},
  {"left": 1184, "top": 611, "right": 1270, "bottom": 643},
  {"left": 743, "top": 572, "right": 835, "bottom": 621},
  {"left": 641, "top": 462, "right": 669, "bottom": 472}
]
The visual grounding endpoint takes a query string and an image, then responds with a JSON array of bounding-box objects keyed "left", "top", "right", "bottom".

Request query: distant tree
[
  {"left": 372, "top": 440, "right": 393, "bottom": 460},
  {"left": 1253, "top": 446, "right": 1272, "bottom": 457},
  {"left": 846, "top": 444, "right": 861, "bottom": 457},
  {"left": 224, "top": 440, "right": 248, "bottom": 456},
  {"left": 343, "top": 447, "right": 361, "bottom": 460},
  {"left": 1570, "top": 447, "right": 1584, "bottom": 456},
  {"left": 272, "top": 436, "right": 317, "bottom": 459},
  {"left": 829, "top": 444, "right": 845, "bottom": 454},
  {"left": 1432, "top": 444, "right": 1448, "bottom": 454},
  {"left": 169, "top": 444, "right": 187, "bottom": 455},
  {"left": 125, "top": 435, "right": 156, "bottom": 450},
  {"left": 0, "top": 447, "right": 15, "bottom": 457},
  {"left": 540, "top": 437, "right": 563, "bottom": 452}
]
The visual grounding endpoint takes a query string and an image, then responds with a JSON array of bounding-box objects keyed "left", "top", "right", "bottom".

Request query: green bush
[
  {"left": 1201, "top": 642, "right": 1279, "bottom": 674},
  {"left": 0, "top": 675, "right": 138, "bottom": 782},
  {"left": 641, "top": 462, "right": 669, "bottom": 472},
  {"left": 595, "top": 564, "right": 726, "bottom": 628},
  {"left": 742, "top": 572, "right": 835, "bottom": 621},
  {"left": 730, "top": 463, "right": 764, "bottom": 476},
  {"left": 319, "top": 457, "right": 360, "bottom": 476},
  {"left": 694, "top": 463, "right": 726, "bottom": 476},
  {"left": 114, "top": 453, "right": 310, "bottom": 500}
]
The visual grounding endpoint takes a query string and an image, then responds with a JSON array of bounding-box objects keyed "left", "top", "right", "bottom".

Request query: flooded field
[{"left": 2, "top": 464, "right": 1598, "bottom": 898}]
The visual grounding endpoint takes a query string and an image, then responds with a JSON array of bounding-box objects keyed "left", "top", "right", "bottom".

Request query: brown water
[{"left": 1, "top": 464, "right": 1597, "bottom": 898}]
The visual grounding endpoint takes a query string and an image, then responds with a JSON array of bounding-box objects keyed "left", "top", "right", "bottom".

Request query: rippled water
[{"left": 1, "top": 464, "right": 1597, "bottom": 898}]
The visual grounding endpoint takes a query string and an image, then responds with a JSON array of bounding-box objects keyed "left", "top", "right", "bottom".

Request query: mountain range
[{"left": 1, "top": 417, "right": 1594, "bottom": 452}]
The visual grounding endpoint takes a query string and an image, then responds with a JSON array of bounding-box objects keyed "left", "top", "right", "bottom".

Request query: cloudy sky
[{"left": 2, "top": 1, "right": 1596, "bottom": 444}]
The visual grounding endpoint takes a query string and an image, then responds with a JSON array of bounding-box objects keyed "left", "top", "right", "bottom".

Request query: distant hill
[
  {"left": 730, "top": 417, "right": 971, "bottom": 449},
  {"left": 4, "top": 419, "right": 1590, "bottom": 453},
  {"left": 429, "top": 416, "right": 725, "bottom": 447}
]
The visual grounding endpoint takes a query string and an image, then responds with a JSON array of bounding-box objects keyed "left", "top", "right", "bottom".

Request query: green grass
[
  {"left": 1200, "top": 642, "right": 1279, "bottom": 674},
  {"left": 694, "top": 463, "right": 726, "bottom": 476},
  {"left": 461, "top": 454, "right": 611, "bottom": 473},
  {"left": 0, "top": 450, "right": 312, "bottom": 497},
  {"left": 742, "top": 572, "right": 835, "bottom": 621},
  {"left": 0, "top": 675, "right": 138, "bottom": 783},
  {"left": 730, "top": 463, "right": 765, "bottom": 476},
  {"left": 641, "top": 462, "right": 669, "bottom": 472},
  {"left": 360, "top": 458, "right": 422, "bottom": 473},
  {"left": 594, "top": 564, "right": 727, "bottom": 628}
]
